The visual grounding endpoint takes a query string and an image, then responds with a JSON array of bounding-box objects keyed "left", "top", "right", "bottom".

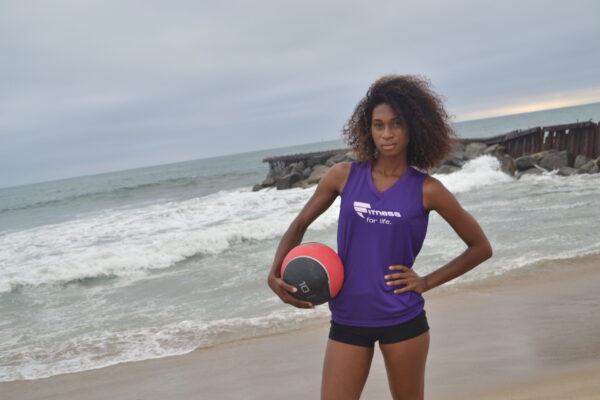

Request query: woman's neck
[{"left": 373, "top": 155, "right": 408, "bottom": 176}]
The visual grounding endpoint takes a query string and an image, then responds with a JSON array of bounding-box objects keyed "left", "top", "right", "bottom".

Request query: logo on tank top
[{"left": 353, "top": 201, "right": 401, "bottom": 225}]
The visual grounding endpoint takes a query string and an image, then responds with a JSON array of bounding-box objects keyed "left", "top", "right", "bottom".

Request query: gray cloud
[{"left": 1, "top": 0, "right": 599, "bottom": 187}]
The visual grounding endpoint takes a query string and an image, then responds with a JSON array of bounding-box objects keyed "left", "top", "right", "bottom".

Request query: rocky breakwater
[
  {"left": 511, "top": 150, "right": 600, "bottom": 177},
  {"left": 253, "top": 143, "right": 600, "bottom": 191},
  {"left": 434, "top": 142, "right": 600, "bottom": 178},
  {"left": 254, "top": 148, "right": 357, "bottom": 191}
]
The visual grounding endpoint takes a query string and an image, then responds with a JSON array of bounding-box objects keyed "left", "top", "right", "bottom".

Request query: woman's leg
[
  {"left": 321, "top": 339, "right": 374, "bottom": 400},
  {"left": 379, "top": 331, "right": 429, "bottom": 400}
]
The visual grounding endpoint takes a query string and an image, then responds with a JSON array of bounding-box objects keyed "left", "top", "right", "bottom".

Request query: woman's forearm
[
  {"left": 424, "top": 242, "right": 492, "bottom": 292},
  {"left": 267, "top": 222, "right": 307, "bottom": 280}
]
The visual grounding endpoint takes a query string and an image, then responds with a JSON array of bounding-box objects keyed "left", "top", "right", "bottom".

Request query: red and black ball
[{"left": 281, "top": 242, "right": 344, "bottom": 305}]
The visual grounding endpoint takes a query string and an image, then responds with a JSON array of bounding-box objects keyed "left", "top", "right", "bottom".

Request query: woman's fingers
[
  {"left": 281, "top": 281, "right": 298, "bottom": 294},
  {"left": 281, "top": 292, "right": 314, "bottom": 308},
  {"left": 384, "top": 272, "right": 410, "bottom": 280},
  {"left": 384, "top": 265, "right": 426, "bottom": 293},
  {"left": 386, "top": 279, "right": 409, "bottom": 286},
  {"left": 388, "top": 265, "right": 410, "bottom": 272},
  {"left": 272, "top": 277, "right": 314, "bottom": 308},
  {"left": 393, "top": 286, "right": 412, "bottom": 294},
  {"left": 271, "top": 276, "right": 298, "bottom": 295}
]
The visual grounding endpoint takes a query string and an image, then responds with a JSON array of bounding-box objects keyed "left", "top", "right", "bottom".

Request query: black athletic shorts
[{"left": 328, "top": 310, "right": 429, "bottom": 347}]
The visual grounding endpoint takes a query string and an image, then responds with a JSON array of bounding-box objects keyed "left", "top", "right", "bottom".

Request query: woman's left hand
[{"left": 384, "top": 265, "right": 429, "bottom": 294}]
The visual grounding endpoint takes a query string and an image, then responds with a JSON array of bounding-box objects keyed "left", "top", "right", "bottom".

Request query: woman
[{"left": 267, "top": 75, "right": 492, "bottom": 400}]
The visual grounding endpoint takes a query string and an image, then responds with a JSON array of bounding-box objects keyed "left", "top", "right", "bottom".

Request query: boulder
[
  {"left": 301, "top": 167, "right": 312, "bottom": 179},
  {"left": 591, "top": 164, "right": 600, "bottom": 174},
  {"left": 329, "top": 151, "right": 348, "bottom": 164},
  {"left": 307, "top": 154, "right": 331, "bottom": 168},
  {"left": 515, "top": 155, "right": 539, "bottom": 171},
  {"left": 252, "top": 183, "right": 263, "bottom": 192},
  {"left": 483, "top": 144, "right": 506, "bottom": 158},
  {"left": 517, "top": 167, "right": 543, "bottom": 178},
  {"left": 539, "top": 150, "right": 574, "bottom": 170},
  {"left": 464, "top": 142, "right": 487, "bottom": 160},
  {"left": 574, "top": 155, "right": 591, "bottom": 169},
  {"left": 498, "top": 154, "right": 516, "bottom": 176},
  {"left": 261, "top": 176, "right": 275, "bottom": 187},
  {"left": 325, "top": 158, "right": 337, "bottom": 167},
  {"left": 290, "top": 161, "right": 305, "bottom": 173},
  {"left": 557, "top": 166, "right": 579, "bottom": 176},
  {"left": 291, "top": 180, "right": 312, "bottom": 189},
  {"left": 442, "top": 150, "right": 464, "bottom": 168},
  {"left": 578, "top": 160, "right": 597, "bottom": 174},
  {"left": 276, "top": 172, "right": 302, "bottom": 190},
  {"left": 307, "top": 165, "right": 330, "bottom": 184}
]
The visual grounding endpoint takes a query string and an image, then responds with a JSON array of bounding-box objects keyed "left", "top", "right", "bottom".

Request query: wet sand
[{"left": 3, "top": 254, "right": 600, "bottom": 399}]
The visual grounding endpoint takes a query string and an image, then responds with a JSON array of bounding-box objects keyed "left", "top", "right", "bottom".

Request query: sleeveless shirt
[{"left": 329, "top": 161, "right": 429, "bottom": 327}]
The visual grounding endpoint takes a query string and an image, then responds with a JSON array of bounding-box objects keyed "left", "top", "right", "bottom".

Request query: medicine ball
[{"left": 281, "top": 242, "right": 344, "bottom": 305}]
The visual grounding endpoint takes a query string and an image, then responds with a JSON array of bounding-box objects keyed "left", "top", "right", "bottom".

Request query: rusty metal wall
[{"left": 487, "top": 122, "right": 599, "bottom": 159}]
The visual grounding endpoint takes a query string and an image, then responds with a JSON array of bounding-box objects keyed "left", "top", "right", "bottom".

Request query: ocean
[{"left": 1, "top": 102, "right": 600, "bottom": 382}]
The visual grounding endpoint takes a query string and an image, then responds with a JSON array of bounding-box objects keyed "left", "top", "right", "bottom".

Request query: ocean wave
[
  {"left": 494, "top": 245, "right": 600, "bottom": 275},
  {"left": 433, "top": 155, "right": 514, "bottom": 193},
  {"left": 0, "top": 187, "right": 338, "bottom": 293},
  {"left": 0, "top": 306, "right": 330, "bottom": 382}
]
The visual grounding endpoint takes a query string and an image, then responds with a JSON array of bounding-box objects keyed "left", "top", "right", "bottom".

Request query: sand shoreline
[{"left": 3, "top": 253, "right": 600, "bottom": 399}]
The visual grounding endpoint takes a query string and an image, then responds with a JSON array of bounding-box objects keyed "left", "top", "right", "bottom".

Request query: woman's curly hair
[{"left": 343, "top": 75, "right": 457, "bottom": 170}]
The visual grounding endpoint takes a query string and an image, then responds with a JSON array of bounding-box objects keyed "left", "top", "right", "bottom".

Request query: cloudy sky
[{"left": 1, "top": 1, "right": 599, "bottom": 188}]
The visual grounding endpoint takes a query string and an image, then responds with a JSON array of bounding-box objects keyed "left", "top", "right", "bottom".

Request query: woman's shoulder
[
  {"left": 328, "top": 161, "right": 353, "bottom": 181},
  {"left": 325, "top": 162, "right": 354, "bottom": 195},
  {"left": 422, "top": 174, "right": 454, "bottom": 211}
]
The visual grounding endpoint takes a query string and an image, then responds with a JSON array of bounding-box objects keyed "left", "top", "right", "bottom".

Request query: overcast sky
[{"left": 1, "top": 1, "right": 599, "bottom": 188}]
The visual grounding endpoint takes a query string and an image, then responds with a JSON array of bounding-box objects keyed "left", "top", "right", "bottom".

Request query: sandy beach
[{"left": 3, "top": 253, "right": 600, "bottom": 400}]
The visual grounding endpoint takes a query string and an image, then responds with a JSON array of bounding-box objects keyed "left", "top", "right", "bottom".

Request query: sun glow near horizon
[{"left": 455, "top": 87, "right": 600, "bottom": 122}]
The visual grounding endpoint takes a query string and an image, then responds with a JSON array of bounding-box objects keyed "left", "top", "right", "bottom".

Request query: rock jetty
[{"left": 253, "top": 143, "right": 600, "bottom": 191}]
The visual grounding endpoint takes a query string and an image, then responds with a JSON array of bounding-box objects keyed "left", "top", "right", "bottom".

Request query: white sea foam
[
  {"left": 0, "top": 306, "right": 330, "bottom": 382},
  {"left": 0, "top": 187, "right": 340, "bottom": 292},
  {"left": 433, "top": 155, "right": 514, "bottom": 193}
]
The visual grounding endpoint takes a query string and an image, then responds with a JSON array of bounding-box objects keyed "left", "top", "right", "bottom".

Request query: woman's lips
[{"left": 381, "top": 143, "right": 396, "bottom": 150}]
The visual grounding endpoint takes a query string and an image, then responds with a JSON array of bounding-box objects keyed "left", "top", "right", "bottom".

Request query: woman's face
[{"left": 370, "top": 103, "right": 409, "bottom": 158}]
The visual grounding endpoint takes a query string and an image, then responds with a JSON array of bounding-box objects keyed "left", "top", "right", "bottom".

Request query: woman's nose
[{"left": 382, "top": 125, "right": 393, "bottom": 138}]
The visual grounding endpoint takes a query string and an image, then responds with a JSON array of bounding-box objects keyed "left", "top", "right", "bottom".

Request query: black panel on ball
[{"left": 282, "top": 257, "right": 331, "bottom": 305}]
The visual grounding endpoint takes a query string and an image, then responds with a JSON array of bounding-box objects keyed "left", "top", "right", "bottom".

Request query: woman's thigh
[
  {"left": 321, "top": 339, "right": 374, "bottom": 400},
  {"left": 379, "top": 331, "right": 430, "bottom": 400}
]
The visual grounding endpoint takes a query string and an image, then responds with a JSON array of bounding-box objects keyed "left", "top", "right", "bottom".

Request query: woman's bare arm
[
  {"left": 267, "top": 162, "right": 351, "bottom": 308},
  {"left": 385, "top": 176, "right": 493, "bottom": 293}
]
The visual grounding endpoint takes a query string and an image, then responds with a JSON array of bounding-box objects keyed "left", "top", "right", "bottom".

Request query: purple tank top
[{"left": 329, "top": 161, "right": 429, "bottom": 327}]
